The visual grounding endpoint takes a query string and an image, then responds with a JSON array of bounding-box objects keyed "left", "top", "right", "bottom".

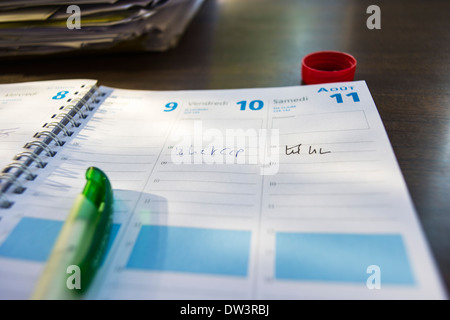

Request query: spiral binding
[
  {"left": 0, "top": 172, "right": 26, "bottom": 194},
  {"left": 42, "top": 122, "right": 73, "bottom": 137},
  {"left": 14, "top": 152, "right": 47, "bottom": 168},
  {"left": 0, "top": 84, "right": 103, "bottom": 209}
]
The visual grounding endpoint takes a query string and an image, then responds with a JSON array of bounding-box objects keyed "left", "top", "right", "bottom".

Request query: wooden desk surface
[{"left": 1, "top": 0, "right": 449, "bottom": 297}]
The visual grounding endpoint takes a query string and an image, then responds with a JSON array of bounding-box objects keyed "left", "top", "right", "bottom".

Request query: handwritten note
[{"left": 0, "top": 127, "right": 19, "bottom": 140}]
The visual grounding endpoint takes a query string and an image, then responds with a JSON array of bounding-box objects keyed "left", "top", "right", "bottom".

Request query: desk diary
[{"left": 0, "top": 79, "right": 446, "bottom": 299}]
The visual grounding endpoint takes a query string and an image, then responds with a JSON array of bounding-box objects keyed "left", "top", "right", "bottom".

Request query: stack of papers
[{"left": 0, "top": 0, "right": 204, "bottom": 57}]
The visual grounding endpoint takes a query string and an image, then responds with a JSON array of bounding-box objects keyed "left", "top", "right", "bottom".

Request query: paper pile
[{"left": 0, "top": 0, "right": 204, "bottom": 57}]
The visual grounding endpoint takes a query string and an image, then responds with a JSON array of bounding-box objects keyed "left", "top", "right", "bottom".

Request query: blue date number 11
[{"left": 330, "top": 92, "right": 360, "bottom": 104}]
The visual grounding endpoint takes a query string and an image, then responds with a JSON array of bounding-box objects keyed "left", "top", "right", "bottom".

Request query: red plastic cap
[{"left": 301, "top": 51, "right": 357, "bottom": 85}]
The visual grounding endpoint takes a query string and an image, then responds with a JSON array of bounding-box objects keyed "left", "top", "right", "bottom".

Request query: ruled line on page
[
  {"left": 151, "top": 189, "right": 256, "bottom": 196},
  {"left": 150, "top": 199, "right": 255, "bottom": 207},
  {"left": 157, "top": 179, "right": 257, "bottom": 185}
]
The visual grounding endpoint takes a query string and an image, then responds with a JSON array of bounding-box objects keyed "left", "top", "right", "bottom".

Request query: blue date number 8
[{"left": 52, "top": 91, "right": 69, "bottom": 100}]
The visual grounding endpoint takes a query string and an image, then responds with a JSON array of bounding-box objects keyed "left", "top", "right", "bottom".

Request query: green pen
[{"left": 31, "top": 166, "right": 113, "bottom": 300}]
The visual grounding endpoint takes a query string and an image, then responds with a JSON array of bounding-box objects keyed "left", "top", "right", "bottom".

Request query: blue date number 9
[{"left": 164, "top": 102, "right": 178, "bottom": 112}]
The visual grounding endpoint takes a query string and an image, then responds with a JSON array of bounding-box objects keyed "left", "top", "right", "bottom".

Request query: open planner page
[
  {"left": 0, "top": 79, "right": 97, "bottom": 170},
  {"left": 0, "top": 81, "right": 445, "bottom": 299}
]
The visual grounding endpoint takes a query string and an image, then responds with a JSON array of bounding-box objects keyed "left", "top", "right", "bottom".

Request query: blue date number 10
[{"left": 237, "top": 100, "right": 264, "bottom": 111}]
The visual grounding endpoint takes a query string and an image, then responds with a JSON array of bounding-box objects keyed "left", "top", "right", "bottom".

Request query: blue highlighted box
[
  {"left": 0, "top": 218, "right": 62, "bottom": 262},
  {"left": 126, "top": 225, "right": 251, "bottom": 277},
  {"left": 275, "top": 232, "right": 415, "bottom": 285},
  {"left": 0, "top": 217, "right": 120, "bottom": 263}
]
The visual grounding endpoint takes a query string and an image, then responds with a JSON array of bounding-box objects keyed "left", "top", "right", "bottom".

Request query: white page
[
  {"left": 92, "top": 82, "right": 445, "bottom": 299},
  {"left": 0, "top": 86, "right": 182, "bottom": 298},
  {"left": 0, "top": 79, "right": 97, "bottom": 169},
  {"left": 0, "top": 81, "right": 445, "bottom": 300},
  {"left": 0, "top": 79, "right": 98, "bottom": 216}
]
